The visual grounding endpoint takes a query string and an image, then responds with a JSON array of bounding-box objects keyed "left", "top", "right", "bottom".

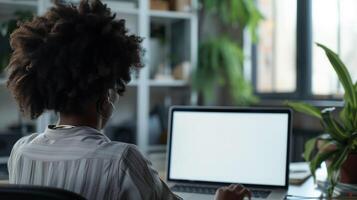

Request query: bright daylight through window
[
  {"left": 312, "top": 0, "right": 357, "bottom": 96},
  {"left": 256, "top": 0, "right": 297, "bottom": 93}
]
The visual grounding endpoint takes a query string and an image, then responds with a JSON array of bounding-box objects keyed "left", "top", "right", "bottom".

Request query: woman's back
[
  {"left": 8, "top": 126, "right": 177, "bottom": 200},
  {"left": 5, "top": 1, "right": 251, "bottom": 199}
]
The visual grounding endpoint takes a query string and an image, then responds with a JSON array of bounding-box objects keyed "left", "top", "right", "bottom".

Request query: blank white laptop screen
[{"left": 169, "top": 111, "right": 289, "bottom": 186}]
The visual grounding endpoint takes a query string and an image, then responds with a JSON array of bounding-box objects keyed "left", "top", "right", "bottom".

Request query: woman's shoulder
[
  {"left": 9, "top": 133, "right": 41, "bottom": 161},
  {"left": 92, "top": 141, "right": 146, "bottom": 162},
  {"left": 13, "top": 133, "right": 40, "bottom": 148}
]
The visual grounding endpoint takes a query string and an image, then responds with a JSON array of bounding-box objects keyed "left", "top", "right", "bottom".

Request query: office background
[{"left": 0, "top": 0, "right": 356, "bottom": 167}]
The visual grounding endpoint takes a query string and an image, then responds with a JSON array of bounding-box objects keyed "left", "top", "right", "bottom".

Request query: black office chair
[{"left": 0, "top": 184, "right": 87, "bottom": 200}]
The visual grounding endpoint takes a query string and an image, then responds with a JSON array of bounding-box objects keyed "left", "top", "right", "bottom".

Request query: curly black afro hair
[{"left": 7, "top": 0, "right": 142, "bottom": 119}]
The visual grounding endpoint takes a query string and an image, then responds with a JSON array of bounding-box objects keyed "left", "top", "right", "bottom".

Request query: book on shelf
[{"left": 289, "top": 162, "right": 311, "bottom": 185}]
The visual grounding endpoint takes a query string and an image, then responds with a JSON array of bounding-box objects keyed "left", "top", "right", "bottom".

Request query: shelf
[
  {"left": 259, "top": 99, "right": 345, "bottom": 108},
  {"left": 54, "top": 1, "right": 139, "bottom": 15},
  {"left": 148, "top": 144, "right": 167, "bottom": 153},
  {"left": 113, "top": 8, "right": 139, "bottom": 15},
  {"left": 128, "top": 80, "right": 189, "bottom": 87},
  {"left": 104, "top": 1, "right": 139, "bottom": 15},
  {"left": 150, "top": 10, "right": 193, "bottom": 20},
  {"left": 127, "top": 80, "right": 138, "bottom": 86},
  {"left": 108, "top": 3, "right": 139, "bottom": 15},
  {"left": 149, "top": 80, "right": 188, "bottom": 87}
]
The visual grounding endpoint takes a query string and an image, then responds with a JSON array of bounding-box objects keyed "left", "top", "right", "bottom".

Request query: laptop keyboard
[{"left": 171, "top": 185, "right": 271, "bottom": 199}]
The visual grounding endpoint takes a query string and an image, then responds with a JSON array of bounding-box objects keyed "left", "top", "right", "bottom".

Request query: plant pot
[
  {"left": 340, "top": 153, "right": 357, "bottom": 183},
  {"left": 316, "top": 139, "right": 357, "bottom": 183}
]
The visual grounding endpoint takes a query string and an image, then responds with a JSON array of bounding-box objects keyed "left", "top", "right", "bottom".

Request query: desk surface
[
  {"left": 287, "top": 162, "right": 325, "bottom": 199},
  {"left": 288, "top": 177, "right": 323, "bottom": 199},
  {"left": 148, "top": 153, "right": 328, "bottom": 199}
]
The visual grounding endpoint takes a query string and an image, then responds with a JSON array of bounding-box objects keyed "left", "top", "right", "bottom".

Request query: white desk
[{"left": 288, "top": 177, "right": 323, "bottom": 199}]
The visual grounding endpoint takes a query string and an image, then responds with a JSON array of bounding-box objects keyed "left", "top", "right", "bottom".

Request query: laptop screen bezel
[{"left": 166, "top": 106, "right": 292, "bottom": 190}]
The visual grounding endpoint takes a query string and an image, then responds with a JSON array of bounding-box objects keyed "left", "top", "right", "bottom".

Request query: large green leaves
[
  {"left": 291, "top": 44, "right": 357, "bottom": 198},
  {"left": 194, "top": 37, "right": 257, "bottom": 105},
  {"left": 202, "top": 0, "right": 247, "bottom": 25},
  {"left": 303, "top": 137, "right": 317, "bottom": 162},
  {"left": 351, "top": 132, "right": 357, "bottom": 151},
  {"left": 244, "top": 0, "right": 264, "bottom": 42},
  {"left": 287, "top": 102, "right": 322, "bottom": 119},
  {"left": 321, "top": 108, "right": 349, "bottom": 143},
  {"left": 309, "top": 149, "right": 338, "bottom": 180},
  {"left": 194, "top": 41, "right": 217, "bottom": 100},
  {"left": 201, "top": 0, "right": 263, "bottom": 42},
  {"left": 353, "top": 82, "right": 357, "bottom": 127},
  {"left": 197, "top": 0, "right": 262, "bottom": 104},
  {"left": 317, "top": 43, "right": 357, "bottom": 108},
  {"left": 339, "top": 103, "right": 355, "bottom": 132},
  {"left": 326, "top": 146, "right": 349, "bottom": 196}
]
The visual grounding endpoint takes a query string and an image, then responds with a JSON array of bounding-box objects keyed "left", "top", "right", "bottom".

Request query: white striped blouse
[{"left": 7, "top": 126, "right": 180, "bottom": 200}]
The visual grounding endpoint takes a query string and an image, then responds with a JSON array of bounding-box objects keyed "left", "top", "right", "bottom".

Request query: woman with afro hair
[{"left": 6, "top": 0, "right": 251, "bottom": 200}]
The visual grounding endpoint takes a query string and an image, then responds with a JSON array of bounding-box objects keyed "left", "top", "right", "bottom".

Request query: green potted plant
[
  {"left": 0, "top": 11, "right": 33, "bottom": 76},
  {"left": 288, "top": 43, "right": 357, "bottom": 197},
  {"left": 194, "top": 37, "right": 258, "bottom": 105},
  {"left": 193, "top": 0, "right": 262, "bottom": 105}
]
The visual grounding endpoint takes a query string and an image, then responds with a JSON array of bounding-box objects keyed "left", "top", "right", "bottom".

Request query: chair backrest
[{"left": 0, "top": 184, "right": 87, "bottom": 200}]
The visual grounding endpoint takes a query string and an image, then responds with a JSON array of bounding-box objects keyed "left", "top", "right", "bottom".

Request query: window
[
  {"left": 254, "top": 0, "right": 357, "bottom": 99},
  {"left": 256, "top": 0, "right": 297, "bottom": 93},
  {"left": 340, "top": 0, "right": 357, "bottom": 83},
  {"left": 312, "top": 0, "right": 357, "bottom": 96}
]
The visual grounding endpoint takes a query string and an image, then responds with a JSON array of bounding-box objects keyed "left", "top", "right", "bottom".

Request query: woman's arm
[
  {"left": 121, "top": 145, "right": 251, "bottom": 200},
  {"left": 120, "top": 145, "right": 181, "bottom": 200}
]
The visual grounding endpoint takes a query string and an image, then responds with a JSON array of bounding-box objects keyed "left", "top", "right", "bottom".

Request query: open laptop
[{"left": 166, "top": 106, "right": 291, "bottom": 200}]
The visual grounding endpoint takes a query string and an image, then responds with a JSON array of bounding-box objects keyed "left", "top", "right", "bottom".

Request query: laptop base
[{"left": 171, "top": 184, "right": 287, "bottom": 200}]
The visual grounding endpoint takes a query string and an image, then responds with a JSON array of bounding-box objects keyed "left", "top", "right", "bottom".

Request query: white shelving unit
[
  {"left": 0, "top": 0, "right": 198, "bottom": 154},
  {"left": 149, "top": 80, "right": 188, "bottom": 87},
  {"left": 150, "top": 10, "right": 193, "bottom": 19}
]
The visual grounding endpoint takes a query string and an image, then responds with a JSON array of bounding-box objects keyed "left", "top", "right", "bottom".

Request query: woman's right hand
[{"left": 214, "top": 184, "right": 251, "bottom": 200}]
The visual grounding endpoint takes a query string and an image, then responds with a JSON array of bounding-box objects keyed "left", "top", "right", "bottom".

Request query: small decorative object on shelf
[
  {"left": 150, "top": 0, "right": 170, "bottom": 11},
  {"left": 154, "top": 63, "right": 173, "bottom": 81},
  {"left": 289, "top": 162, "right": 311, "bottom": 185},
  {"left": 172, "top": 61, "right": 190, "bottom": 80},
  {"left": 288, "top": 43, "right": 357, "bottom": 197},
  {"left": 172, "top": 0, "right": 191, "bottom": 12},
  {"left": 150, "top": 0, "right": 191, "bottom": 12},
  {"left": 149, "top": 22, "right": 182, "bottom": 81}
]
